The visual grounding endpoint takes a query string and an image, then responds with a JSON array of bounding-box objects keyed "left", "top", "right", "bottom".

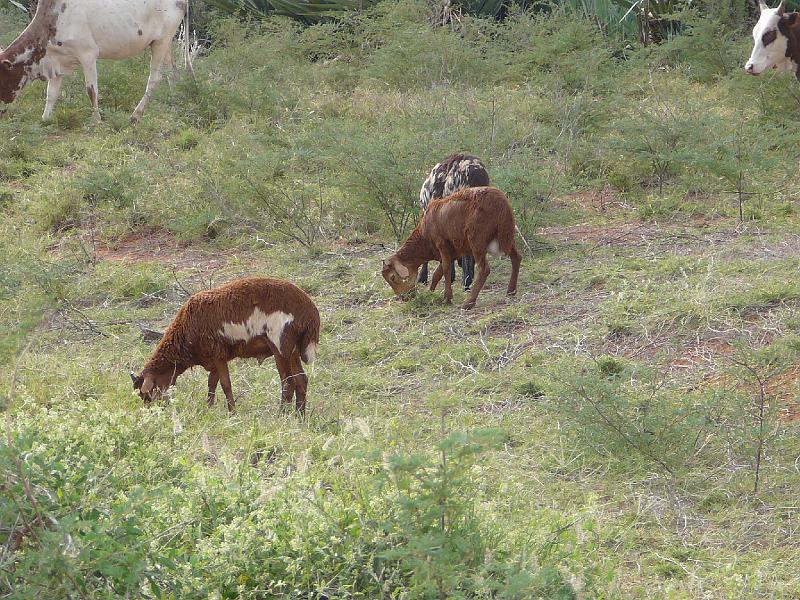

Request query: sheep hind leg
[
  {"left": 461, "top": 255, "right": 475, "bottom": 291},
  {"left": 462, "top": 253, "right": 490, "bottom": 310},
  {"left": 207, "top": 370, "right": 219, "bottom": 407},
  {"left": 289, "top": 351, "right": 308, "bottom": 416},
  {"left": 507, "top": 246, "right": 521, "bottom": 296},
  {"left": 418, "top": 262, "right": 429, "bottom": 284},
  {"left": 274, "top": 355, "right": 294, "bottom": 412}
]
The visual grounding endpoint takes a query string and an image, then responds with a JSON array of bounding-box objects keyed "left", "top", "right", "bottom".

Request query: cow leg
[
  {"left": 79, "top": 58, "right": 101, "bottom": 122},
  {"left": 450, "top": 260, "right": 457, "bottom": 289},
  {"left": 161, "top": 48, "right": 175, "bottom": 90},
  {"left": 42, "top": 76, "right": 64, "bottom": 120},
  {"left": 288, "top": 351, "right": 308, "bottom": 415},
  {"left": 131, "top": 39, "right": 171, "bottom": 124},
  {"left": 207, "top": 370, "right": 219, "bottom": 407},
  {"left": 462, "top": 253, "right": 490, "bottom": 310},
  {"left": 216, "top": 361, "right": 235, "bottom": 413}
]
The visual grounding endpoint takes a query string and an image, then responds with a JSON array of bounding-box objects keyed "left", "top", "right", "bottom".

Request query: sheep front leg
[
  {"left": 216, "top": 361, "right": 235, "bottom": 413},
  {"left": 462, "top": 253, "right": 490, "bottom": 310},
  {"left": 207, "top": 370, "right": 219, "bottom": 407},
  {"left": 438, "top": 250, "right": 454, "bottom": 304},
  {"left": 429, "top": 264, "right": 444, "bottom": 291}
]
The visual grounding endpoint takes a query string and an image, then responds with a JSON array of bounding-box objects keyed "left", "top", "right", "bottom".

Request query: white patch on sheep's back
[
  {"left": 302, "top": 341, "right": 318, "bottom": 364},
  {"left": 220, "top": 308, "right": 294, "bottom": 352},
  {"left": 488, "top": 239, "right": 501, "bottom": 256}
]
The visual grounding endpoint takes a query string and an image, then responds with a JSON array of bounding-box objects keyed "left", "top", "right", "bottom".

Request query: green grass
[{"left": 3, "top": 1, "right": 800, "bottom": 597}]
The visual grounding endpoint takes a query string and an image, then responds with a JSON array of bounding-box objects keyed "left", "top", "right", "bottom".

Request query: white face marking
[
  {"left": 488, "top": 239, "right": 501, "bottom": 256},
  {"left": 220, "top": 308, "right": 294, "bottom": 353},
  {"left": 302, "top": 342, "right": 317, "bottom": 364},
  {"left": 746, "top": 8, "right": 791, "bottom": 74}
]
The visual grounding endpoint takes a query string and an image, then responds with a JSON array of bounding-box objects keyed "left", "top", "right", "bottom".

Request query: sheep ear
[
  {"left": 130, "top": 371, "right": 144, "bottom": 389},
  {"left": 759, "top": 0, "right": 769, "bottom": 10},
  {"left": 778, "top": 0, "right": 786, "bottom": 15},
  {"left": 393, "top": 260, "right": 410, "bottom": 278},
  {"left": 140, "top": 375, "right": 155, "bottom": 395}
]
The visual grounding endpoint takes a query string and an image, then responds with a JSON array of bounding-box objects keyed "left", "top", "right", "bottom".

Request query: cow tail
[{"left": 184, "top": 1, "right": 195, "bottom": 78}]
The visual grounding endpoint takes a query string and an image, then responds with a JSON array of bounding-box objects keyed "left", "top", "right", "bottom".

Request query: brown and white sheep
[
  {"left": 130, "top": 277, "right": 320, "bottom": 414},
  {"left": 382, "top": 186, "right": 521, "bottom": 310}
]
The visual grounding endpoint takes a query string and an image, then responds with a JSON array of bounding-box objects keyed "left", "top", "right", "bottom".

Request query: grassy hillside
[{"left": 3, "top": 2, "right": 800, "bottom": 597}]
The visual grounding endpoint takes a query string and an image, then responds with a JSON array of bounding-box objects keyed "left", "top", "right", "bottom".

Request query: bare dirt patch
[
  {"left": 552, "top": 187, "right": 631, "bottom": 214},
  {"left": 95, "top": 229, "right": 228, "bottom": 273},
  {"left": 767, "top": 365, "right": 800, "bottom": 422}
]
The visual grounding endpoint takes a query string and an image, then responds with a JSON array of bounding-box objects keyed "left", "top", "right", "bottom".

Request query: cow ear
[
  {"left": 1, "top": 59, "right": 12, "bottom": 70},
  {"left": 786, "top": 11, "right": 800, "bottom": 26},
  {"left": 778, "top": 0, "right": 786, "bottom": 15}
]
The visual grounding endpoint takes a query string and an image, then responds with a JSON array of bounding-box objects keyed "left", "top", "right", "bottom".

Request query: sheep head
[
  {"left": 130, "top": 369, "right": 175, "bottom": 404},
  {"left": 382, "top": 257, "right": 417, "bottom": 298}
]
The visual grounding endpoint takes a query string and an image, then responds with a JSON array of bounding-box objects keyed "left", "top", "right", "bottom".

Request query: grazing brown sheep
[
  {"left": 130, "top": 277, "right": 320, "bottom": 414},
  {"left": 418, "top": 153, "right": 491, "bottom": 290},
  {"left": 382, "top": 186, "right": 521, "bottom": 309}
]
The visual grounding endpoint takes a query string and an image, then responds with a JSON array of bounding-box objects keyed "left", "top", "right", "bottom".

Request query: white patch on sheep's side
[
  {"left": 488, "top": 239, "right": 501, "bottom": 256},
  {"left": 302, "top": 341, "right": 318, "bottom": 364},
  {"left": 220, "top": 308, "right": 294, "bottom": 353}
]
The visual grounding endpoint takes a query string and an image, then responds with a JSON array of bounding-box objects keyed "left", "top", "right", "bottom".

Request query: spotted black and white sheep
[{"left": 418, "top": 153, "right": 490, "bottom": 291}]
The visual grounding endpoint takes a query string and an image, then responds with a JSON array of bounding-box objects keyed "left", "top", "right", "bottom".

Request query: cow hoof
[
  {"left": 130, "top": 115, "right": 140, "bottom": 126},
  {"left": 507, "top": 290, "right": 517, "bottom": 297},
  {"left": 461, "top": 301, "right": 476, "bottom": 310}
]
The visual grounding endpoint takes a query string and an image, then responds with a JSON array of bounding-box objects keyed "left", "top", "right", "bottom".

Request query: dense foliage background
[{"left": 3, "top": 0, "right": 800, "bottom": 597}]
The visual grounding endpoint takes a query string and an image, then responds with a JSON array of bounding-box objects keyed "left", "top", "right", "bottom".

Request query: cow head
[
  {"left": 382, "top": 257, "right": 417, "bottom": 298},
  {"left": 130, "top": 369, "right": 175, "bottom": 405},
  {"left": 0, "top": 45, "right": 44, "bottom": 104},
  {"left": 746, "top": 0, "right": 800, "bottom": 76},
  {"left": 0, "top": 62, "right": 29, "bottom": 103}
]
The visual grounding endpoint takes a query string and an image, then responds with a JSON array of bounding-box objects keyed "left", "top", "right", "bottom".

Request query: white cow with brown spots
[
  {"left": 131, "top": 277, "right": 321, "bottom": 414},
  {"left": 0, "top": 0, "right": 191, "bottom": 123},
  {"left": 745, "top": 0, "right": 800, "bottom": 77}
]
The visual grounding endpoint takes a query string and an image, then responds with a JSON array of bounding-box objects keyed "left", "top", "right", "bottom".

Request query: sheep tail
[
  {"left": 299, "top": 320, "right": 320, "bottom": 365},
  {"left": 499, "top": 204, "right": 518, "bottom": 255}
]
